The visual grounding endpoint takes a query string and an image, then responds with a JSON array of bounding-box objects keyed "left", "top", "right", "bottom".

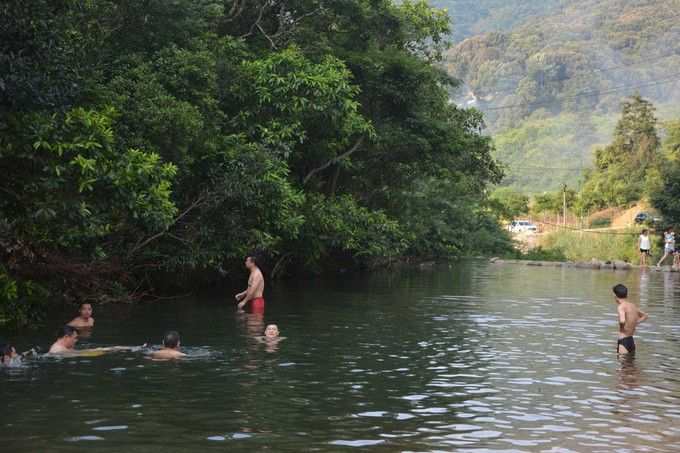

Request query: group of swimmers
[
  {"left": 1, "top": 255, "right": 283, "bottom": 364},
  {"left": 3, "top": 256, "right": 646, "bottom": 366}
]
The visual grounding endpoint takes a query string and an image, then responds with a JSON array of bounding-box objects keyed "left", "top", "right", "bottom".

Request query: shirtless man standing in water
[
  {"left": 235, "top": 255, "right": 265, "bottom": 312},
  {"left": 613, "top": 284, "right": 648, "bottom": 355}
]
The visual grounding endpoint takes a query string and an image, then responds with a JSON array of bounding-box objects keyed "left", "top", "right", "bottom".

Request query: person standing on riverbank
[
  {"left": 638, "top": 229, "right": 651, "bottom": 267},
  {"left": 613, "top": 284, "right": 648, "bottom": 355},
  {"left": 657, "top": 229, "right": 675, "bottom": 266},
  {"left": 235, "top": 254, "right": 265, "bottom": 312}
]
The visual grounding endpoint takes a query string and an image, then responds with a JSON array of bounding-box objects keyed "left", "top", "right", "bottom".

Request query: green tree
[
  {"left": 651, "top": 121, "right": 680, "bottom": 224},
  {"left": 577, "top": 93, "right": 660, "bottom": 212},
  {"left": 490, "top": 187, "right": 529, "bottom": 220}
]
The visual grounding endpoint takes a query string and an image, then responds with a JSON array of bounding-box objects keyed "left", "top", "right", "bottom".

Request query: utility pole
[{"left": 563, "top": 184, "right": 567, "bottom": 227}]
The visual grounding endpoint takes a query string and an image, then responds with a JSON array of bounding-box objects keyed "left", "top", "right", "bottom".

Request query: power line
[
  {"left": 504, "top": 164, "right": 587, "bottom": 170},
  {"left": 533, "top": 219, "right": 639, "bottom": 235},
  {"left": 481, "top": 72, "right": 680, "bottom": 111},
  {"left": 504, "top": 167, "right": 584, "bottom": 173}
]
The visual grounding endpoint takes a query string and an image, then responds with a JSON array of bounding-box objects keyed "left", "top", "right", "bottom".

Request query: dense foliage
[{"left": 0, "top": 0, "right": 509, "bottom": 328}]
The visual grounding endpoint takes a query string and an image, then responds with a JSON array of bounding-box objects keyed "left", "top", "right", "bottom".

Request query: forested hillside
[
  {"left": 0, "top": 0, "right": 510, "bottom": 328},
  {"left": 429, "top": 0, "right": 559, "bottom": 42},
  {"left": 444, "top": 0, "right": 680, "bottom": 192}
]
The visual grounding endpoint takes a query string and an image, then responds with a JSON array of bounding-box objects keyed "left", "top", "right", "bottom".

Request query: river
[{"left": 2, "top": 261, "right": 679, "bottom": 450}]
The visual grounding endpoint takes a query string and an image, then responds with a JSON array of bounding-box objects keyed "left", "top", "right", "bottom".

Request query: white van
[{"left": 509, "top": 220, "right": 538, "bottom": 233}]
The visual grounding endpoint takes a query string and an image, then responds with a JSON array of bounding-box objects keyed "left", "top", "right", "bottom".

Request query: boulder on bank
[
  {"left": 612, "top": 260, "right": 633, "bottom": 270},
  {"left": 575, "top": 260, "right": 601, "bottom": 269}
]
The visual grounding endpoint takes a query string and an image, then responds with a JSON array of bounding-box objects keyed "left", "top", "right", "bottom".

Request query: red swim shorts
[{"left": 250, "top": 297, "right": 265, "bottom": 312}]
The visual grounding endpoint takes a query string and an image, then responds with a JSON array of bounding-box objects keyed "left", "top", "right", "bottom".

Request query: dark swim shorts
[
  {"left": 617, "top": 336, "right": 635, "bottom": 354},
  {"left": 640, "top": 249, "right": 651, "bottom": 255}
]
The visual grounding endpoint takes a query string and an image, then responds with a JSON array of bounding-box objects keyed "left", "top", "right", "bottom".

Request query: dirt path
[{"left": 610, "top": 203, "right": 650, "bottom": 228}]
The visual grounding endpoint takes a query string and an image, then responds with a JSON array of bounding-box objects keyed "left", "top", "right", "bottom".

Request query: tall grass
[{"left": 538, "top": 228, "right": 658, "bottom": 263}]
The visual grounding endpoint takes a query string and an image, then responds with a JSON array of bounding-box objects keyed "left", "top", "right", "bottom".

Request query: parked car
[
  {"left": 509, "top": 220, "right": 539, "bottom": 233},
  {"left": 635, "top": 212, "right": 662, "bottom": 224}
]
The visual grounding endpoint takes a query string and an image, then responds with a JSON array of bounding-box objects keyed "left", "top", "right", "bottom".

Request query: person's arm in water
[
  {"left": 83, "top": 343, "right": 147, "bottom": 353},
  {"left": 636, "top": 308, "right": 648, "bottom": 325}
]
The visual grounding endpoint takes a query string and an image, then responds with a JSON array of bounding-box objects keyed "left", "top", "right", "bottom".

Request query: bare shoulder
[
  {"left": 48, "top": 343, "right": 63, "bottom": 353},
  {"left": 152, "top": 349, "right": 186, "bottom": 359}
]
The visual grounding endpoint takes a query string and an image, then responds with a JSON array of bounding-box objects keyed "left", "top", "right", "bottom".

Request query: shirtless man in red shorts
[{"left": 235, "top": 254, "right": 265, "bottom": 312}]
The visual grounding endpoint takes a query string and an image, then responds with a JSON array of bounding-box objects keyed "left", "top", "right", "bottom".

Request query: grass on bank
[{"left": 536, "top": 228, "right": 658, "bottom": 263}]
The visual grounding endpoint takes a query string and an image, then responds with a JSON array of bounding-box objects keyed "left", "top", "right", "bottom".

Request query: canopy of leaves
[{"left": 0, "top": 0, "right": 509, "bottom": 328}]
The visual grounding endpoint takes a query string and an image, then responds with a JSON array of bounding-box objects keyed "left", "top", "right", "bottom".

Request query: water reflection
[
  {"left": 663, "top": 270, "right": 675, "bottom": 305},
  {"left": 617, "top": 356, "right": 643, "bottom": 391},
  {"left": 639, "top": 270, "right": 649, "bottom": 306}
]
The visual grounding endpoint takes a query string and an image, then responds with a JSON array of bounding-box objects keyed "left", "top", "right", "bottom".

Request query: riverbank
[
  {"left": 510, "top": 226, "right": 657, "bottom": 264},
  {"left": 490, "top": 256, "right": 680, "bottom": 271}
]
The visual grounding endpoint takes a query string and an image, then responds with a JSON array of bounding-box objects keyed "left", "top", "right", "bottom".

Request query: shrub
[{"left": 589, "top": 216, "right": 612, "bottom": 228}]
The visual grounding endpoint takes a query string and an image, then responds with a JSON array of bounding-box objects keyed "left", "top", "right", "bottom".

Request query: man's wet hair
[
  {"left": 163, "top": 330, "right": 180, "bottom": 348},
  {"left": 57, "top": 325, "right": 78, "bottom": 338},
  {"left": 246, "top": 253, "right": 259, "bottom": 266},
  {"left": 0, "top": 342, "right": 13, "bottom": 363},
  {"left": 613, "top": 284, "right": 628, "bottom": 299}
]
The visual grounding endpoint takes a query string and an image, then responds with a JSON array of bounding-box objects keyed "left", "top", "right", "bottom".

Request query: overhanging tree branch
[
  {"left": 302, "top": 135, "right": 366, "bottom": 184},
  {"left": 127, "top": 196, "right": 207, "bottom": 257}
]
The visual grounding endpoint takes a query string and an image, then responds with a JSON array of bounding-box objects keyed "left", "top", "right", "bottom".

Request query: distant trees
[
  {"left": 444, "top": 0, "right": 680, "bottom": 193},
  {"left": 445, "top": 0, "right": 680, "bottom": 128},
  {"left": 651, "top": 121, "right": 680, "bottom": 225},
  {"left": 490, "top": 187, "right": 529, "bottom": 220},
  {"left": 576, "top": 94, "right": 660, "bottom": 212}
]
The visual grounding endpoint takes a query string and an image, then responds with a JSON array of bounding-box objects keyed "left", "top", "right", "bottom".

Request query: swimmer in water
[
  {"left": 0, "top": 342, "right": 18, "bottom": 365},
  {"left": 68, "top": 302, "right": 95, "bottom": 328},
  {"left": 48, "top": 325, "right": 145, "bottom": 356},
  {"left": 49, "top": 325, "right": 79, "bottom": 353},
  {"left": 254, "top": 324, "right": 286, "bottom": 352},
  {"left": 152, "top": 330, "right": 186, "bottom": 359},
  {"left": 264, "top": 324, "right": 280, "bottom": 339}
]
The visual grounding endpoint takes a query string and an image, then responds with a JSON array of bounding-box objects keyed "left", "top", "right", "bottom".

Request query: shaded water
[{"left": 2, "top": 261, "right": 680, "bottom": 451}]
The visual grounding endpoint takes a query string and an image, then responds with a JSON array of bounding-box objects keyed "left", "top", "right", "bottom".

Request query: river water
[{"left": 2, "top": 261, "right": 680, "bottom": 451}]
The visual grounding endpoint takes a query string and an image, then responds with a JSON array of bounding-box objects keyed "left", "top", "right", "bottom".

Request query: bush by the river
[
  {"left": 588, "top": 217, "right": 612, "bottom": 229},
  {"left": 539, "top": 228, "right": 653, "bottom": 263}
]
